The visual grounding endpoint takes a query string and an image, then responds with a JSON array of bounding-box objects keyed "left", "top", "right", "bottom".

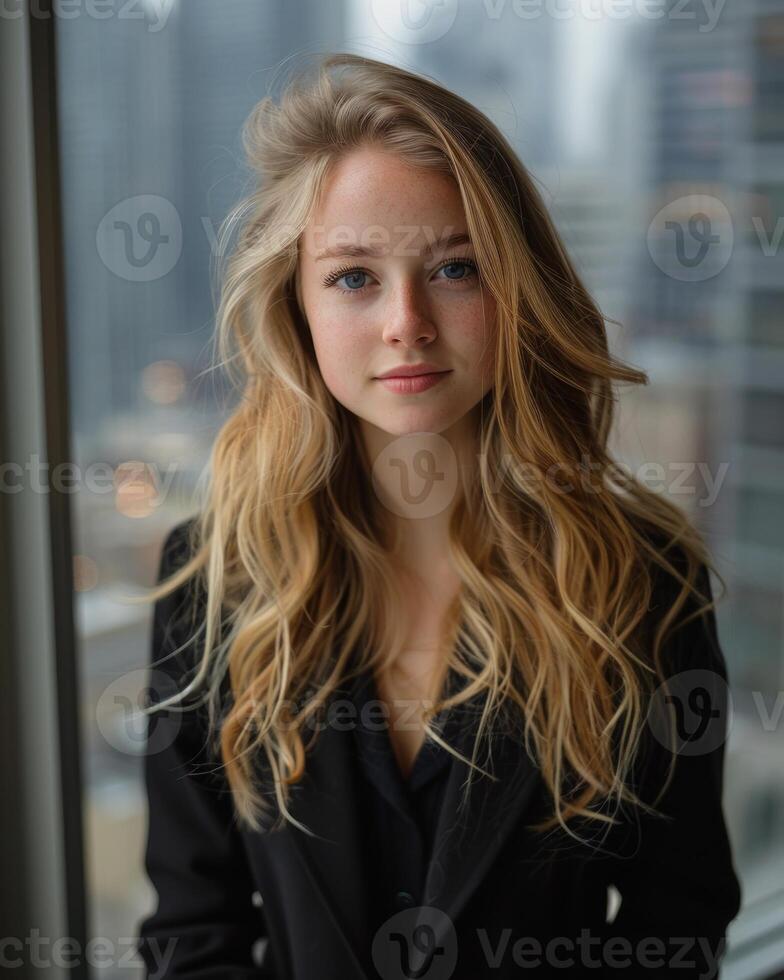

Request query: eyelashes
[{"left": 320, "top": 255, "right": 479, "bottom": 295}]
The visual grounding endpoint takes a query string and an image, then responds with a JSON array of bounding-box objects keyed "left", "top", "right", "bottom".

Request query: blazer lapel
[
  {"left": 277, "top": 677, "right": 542, "bottom": 980},
  {"left": 282, "top": 684, "right": 373, "bottom": 979},
  {"left": 413, "top": 689, "right": 543, "bottom": 957}
]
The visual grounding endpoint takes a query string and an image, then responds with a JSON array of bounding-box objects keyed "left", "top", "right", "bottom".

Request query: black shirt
[{"left": 345, "top": 664, "right": 465, "bottom": 931}]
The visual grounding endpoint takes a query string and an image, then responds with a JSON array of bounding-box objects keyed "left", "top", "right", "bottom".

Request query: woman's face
[{"left": 297, "top": 146, "right": 498, "bottom": 439}]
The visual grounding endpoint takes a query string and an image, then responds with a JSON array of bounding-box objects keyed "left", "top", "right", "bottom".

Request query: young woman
[{"left": 136, "top": 53, "right": 742, "bottom": 979}]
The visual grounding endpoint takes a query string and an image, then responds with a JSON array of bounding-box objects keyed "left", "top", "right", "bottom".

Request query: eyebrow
[{"left": 314, "top": 232, "right": 473, "bottom": 262}]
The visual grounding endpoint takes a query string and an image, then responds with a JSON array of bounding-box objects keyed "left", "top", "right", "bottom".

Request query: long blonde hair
[{"left": 142, "top": 52, "right": 725, "bottom": 846}]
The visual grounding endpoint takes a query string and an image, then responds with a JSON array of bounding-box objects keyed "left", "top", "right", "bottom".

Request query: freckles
[
  {"left": 455, "top": 298, "right": 497, "bottom": 376},
  {"left": 450, "top": 297, "right": 496, "bottom": 344}
]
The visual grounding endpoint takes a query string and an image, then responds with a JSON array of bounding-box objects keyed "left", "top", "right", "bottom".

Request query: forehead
[{"left": 300, "top": 146, "right": 469, "bottom": 261}]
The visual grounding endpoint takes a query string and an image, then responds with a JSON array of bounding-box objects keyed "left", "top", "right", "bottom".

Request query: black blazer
[{"left": 136, "top": 519, "right": 743, "bottom": 979}]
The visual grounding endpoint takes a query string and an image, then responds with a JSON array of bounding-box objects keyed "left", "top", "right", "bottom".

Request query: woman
[{"left": 136, "top": 53, "right": 742, "bottom": 978}]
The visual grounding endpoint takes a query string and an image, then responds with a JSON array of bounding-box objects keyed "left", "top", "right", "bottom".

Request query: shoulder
[
  {"left": 648, "top": 545, "right": 728, "bottom": 683},
  {"left": 155, "top": 514, "right": 204, "bottom": 621},
  {"left": 156, "top": 514, "right": 201, "bottom": 582},
  {"left": 151, "top": 515, "right": 206, "bottom": 687},
  {"left": 628, "top": 519, "right": 725, "bottom": 679},
  {"left": 633, "top": 519, "right": 714, "bottom": 608}
]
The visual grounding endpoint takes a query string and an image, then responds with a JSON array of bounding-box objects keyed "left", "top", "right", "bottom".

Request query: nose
[{"left": 380, "top": 279, "right": 437, "bottom": 347}]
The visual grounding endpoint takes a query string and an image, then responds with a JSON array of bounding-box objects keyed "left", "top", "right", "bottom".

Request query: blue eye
[
  {"left": 321, "top": 256, "right": 478, "bottom": 296},
  {"left": 439, "top": 261, "right": 473, "bottom": 281},
  {"left": 335, "top": 270, "right": 369, "bottom": 291}
]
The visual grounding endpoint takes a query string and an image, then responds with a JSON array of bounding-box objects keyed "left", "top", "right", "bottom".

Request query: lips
[
  {"left": 374, "top": 363, "right": 449, "bottom": 379},
  {"left": 375, "top": 371, "right": 451, "bottom": 394}
]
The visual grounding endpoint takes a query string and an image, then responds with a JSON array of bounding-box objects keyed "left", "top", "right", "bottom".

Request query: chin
[{"left": 374, "top": 413, "right": 456, "bottom": 438}]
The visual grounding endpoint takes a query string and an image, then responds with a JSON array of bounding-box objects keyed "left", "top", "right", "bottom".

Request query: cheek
[
  {"left": 309, "top": 318, "right": 370, "bottom": 395},
  {"left": 459, "top": 296, "right": 497, "bottom": 395},
  {"left": 459, "top": 294, "right": 498, "bottom": 358}
]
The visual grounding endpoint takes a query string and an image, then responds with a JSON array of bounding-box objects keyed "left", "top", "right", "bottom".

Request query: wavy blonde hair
[{"left": 141, "top": 52, "right": 725, "bottom": 846}]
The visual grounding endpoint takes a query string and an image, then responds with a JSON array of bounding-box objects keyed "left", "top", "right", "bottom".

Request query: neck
[{"left": 358, "top": 413, "right": 478, "bottom": 586}]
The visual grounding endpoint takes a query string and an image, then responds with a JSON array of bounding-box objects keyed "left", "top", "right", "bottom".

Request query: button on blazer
[{"left": 136, "top": 519, "right": 743, "bottom": 979}]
